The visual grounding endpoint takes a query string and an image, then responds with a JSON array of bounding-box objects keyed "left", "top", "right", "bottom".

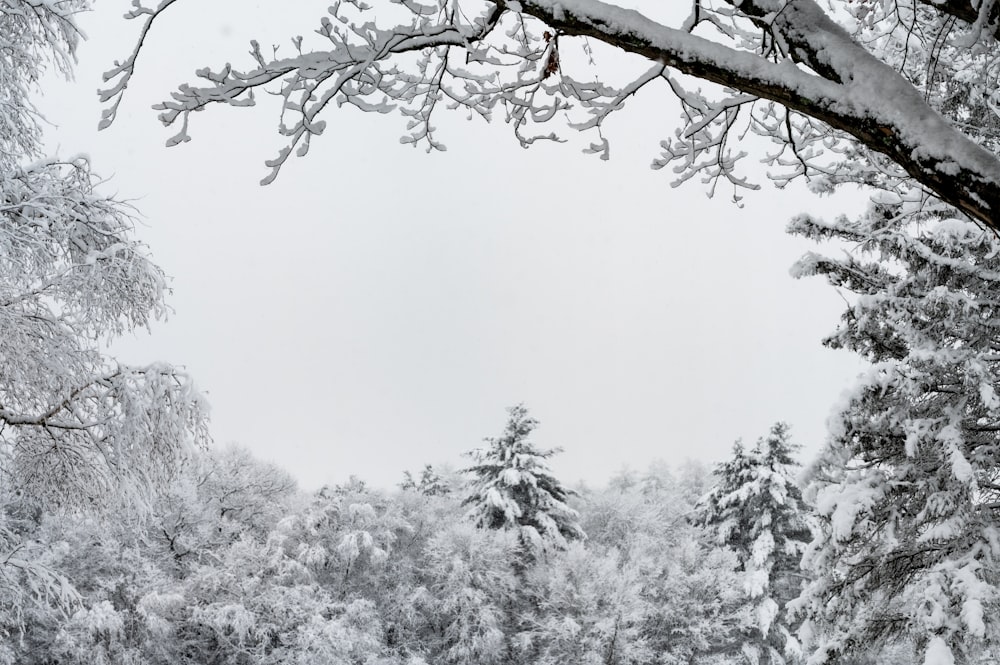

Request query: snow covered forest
[
  {"left": 6, "top": 0, "right": 1000, "bottom": 663},
  {"left": 0, "top": 411, "right": 918, "bottom": 665}
]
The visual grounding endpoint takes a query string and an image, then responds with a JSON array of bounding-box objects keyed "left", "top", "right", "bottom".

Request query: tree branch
[{"left": 515, "top": 0, "right": 1000, "bottom": 230}]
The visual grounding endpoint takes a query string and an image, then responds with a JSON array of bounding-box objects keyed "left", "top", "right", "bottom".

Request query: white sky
[{"left": 39, "top": 0, "right": 867, "bottom": 490}]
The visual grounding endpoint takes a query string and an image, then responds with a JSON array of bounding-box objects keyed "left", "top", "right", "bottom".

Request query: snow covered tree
[
  {"left": 400, "top": 464, "right": 452, "bottom": 496},
  {"left": 0, "top": 3, "right": 207, "bottom": 651},
  {"left": 104, "top": 0, "right": 1000, "bottom": 233},
  {"left": 789, "top": 208, "right": 1000, "bottom": 664},
  {"left": 414, "top": 521, "right": 518, "bottom": 665},
  {"left": 198, "top": 445, "right": 299, "bottom": 537},
  {"left": 462, "top": 404, "right": 584, "bottom": 555},
  {"left": 523, "top": 541, "right": 652, "bottom": 665},
  {"left": 148, "top": 446, "right": 299, "bottom": 572},
  {"left": 0, "top": 0, "right": 209, "bottom": 511},
  {"left": 696, "top": 423, "right": 814, "bottom": 664},
  {"left": 640, "top": 535, "right": 749, "bottom": 665}
]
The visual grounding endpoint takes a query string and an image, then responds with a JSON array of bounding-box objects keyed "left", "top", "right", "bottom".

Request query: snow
[
  {"left": 923, "top": 637, "right": 955, "bottom": 665},
  {"left": 751, "top": 531, "right": 775, "bottom": 569},
  {"left": 75, "top": 600, "right": 124, "bottom": 638},
  {"left": 744, "top": 567, "right": 769, "bottom": 598},
  {"left": 938, "top": 424, "right": 973, "bottom": 483},
  {"left": 952, "top": 562, "right": 989, "bottom": 638},
  {"left": 977, "top": 380, "right": 999, "bottom": 411},
  {"left": 816, "top": 477, "right": 882, "bottom": 543},
  {"left": 962, "top": 594, "right": 987, "bottom": 639},
  {"left": 936, "top": 160, "right": 961, "bottom": 176},
  {"left": 757, "top": 597, "right": 779, "bottom": 635}
]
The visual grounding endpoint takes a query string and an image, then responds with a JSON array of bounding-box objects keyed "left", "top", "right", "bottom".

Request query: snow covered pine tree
[
  {"left": 697, "top": 423, "right": 813, "bottom": 665},
  {"left": 462, "top": 404, "right": 584, "bottom": 556},
  {"left": 790, "top": 210, "right": 1000, "bottom": 665}
]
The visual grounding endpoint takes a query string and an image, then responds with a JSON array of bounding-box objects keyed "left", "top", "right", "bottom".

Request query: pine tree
[
  {"left": 400, "top": 464, "right": 452, "bottom": 496},
  {"left": 462, "top": 404, "right": 584, "bottom": 554},
  {"left": 789, "top": 208, "right": 1000, "bottom": 664},
  {"left": 696, "top": 423, "right": 813, "bottom": 665}
]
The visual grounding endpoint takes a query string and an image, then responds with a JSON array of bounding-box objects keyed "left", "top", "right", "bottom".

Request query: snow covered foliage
[
  {"left": 577, "top": 464, "right": 752, "bottom": 664},
  {"left": 416, "top": 522, "right": 518, "bottom": 664},
  {"left": 790, "top": 208, "right": 1000, "bottom": 664},
  {"left": 0, "top": 0, "right": 83, "bottom": 164},
  {"left": 0, "top": 13, "right": 204, "bottom": 662},
  {"left": 0, "top": 0, "right": 206, "bottom": 651},
  {"left": 400, "top": 464, "right": 453, "bottom": 496},
  {"left": 1, "top": 445, "right": 822, "bottom": 664},
  {"left": 696, "top": 423, "right": 814, "bottom": 664},
  {"left": 197, "top": 446, "right": 299, "bottom": 538},
  {"left": 641, "top": 536, "right": 749, "bottom": 665},
  {"left": 0, "top": 0, "right": 208, "bottom": 511},
  {"left": 522, "top": 541, "right": 652, "bottom": 665},
  {"left": 462, "top": 404, "right": 585, "bottom": 555},
  {"left": 106, "top": 0, "right": 1000, "bottom": 232}
]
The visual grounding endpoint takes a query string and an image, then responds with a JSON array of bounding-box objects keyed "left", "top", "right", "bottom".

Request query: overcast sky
[{"left": 38, "top": 0, "right": 868, "bottom": 490}]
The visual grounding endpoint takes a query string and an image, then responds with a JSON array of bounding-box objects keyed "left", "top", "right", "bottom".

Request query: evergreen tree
[
  {"left": 789, "top": 209, "right": 1000, "bottom": 664},
  {"left": 462, "top": 404, "right": 584, "bottom": 554},
  {"left": 696, "top": 423, "right": 814, "bottom": 664},
  {"left": 400, "top": 464, "right": 452, "bottom": 496}
]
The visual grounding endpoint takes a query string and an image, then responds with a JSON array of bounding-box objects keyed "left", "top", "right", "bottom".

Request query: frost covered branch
[
  {"left": 1, "top": 1, "right": 210, "bottom": 512},
  {"left": 102, "top": 0, "right": 1000, "bottom": 229},
  {"left": 0, "top": 157, "right": 210, "bottom": 509}
]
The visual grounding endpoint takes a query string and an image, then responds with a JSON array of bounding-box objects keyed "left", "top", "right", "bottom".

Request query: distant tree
[
  {"left": 524, "top": 541, "right": 652, "bottom": 665},
  {"left": 324, "top": 475, "right": 368, "bottom": 497},
  {"left": 640, "top": 535, "right": 749, "bottom": 665},
  {"left": 789, "top": 210, "right": 1000, "bottom": 665},
  {"left": 462, "top": 404, "right": 584, "bottom": 555},
  {"left": 696, "top": 423, "right": 813, "bottom": 665},
  {"left": 579, "top": 483, "right": 671, "bottom": 565},
  {"left": 400, "top": 464, "right": 452, "bottom": 496},
  {"left": 674, "top": 459, "right": 715, "bottom": 507},
  {"left": 607, "top": 466, "right": 640, "bottom": 493},
  {"left": 637, "top": 459, "right": 676, "bottom": 496}
]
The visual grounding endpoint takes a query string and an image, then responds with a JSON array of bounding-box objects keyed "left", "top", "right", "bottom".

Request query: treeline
[{"left": 1, "top": 409, "right": 912, "bottom": 665}]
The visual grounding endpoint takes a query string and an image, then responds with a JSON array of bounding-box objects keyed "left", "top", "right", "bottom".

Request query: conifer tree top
[{"left": 462, "top": 404, "right": 584, "bottom": 551}]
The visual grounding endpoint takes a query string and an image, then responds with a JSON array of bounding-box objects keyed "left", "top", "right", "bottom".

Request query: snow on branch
[
  {"left": 0, "top": 156, "right": 210, "bottom": 512},
  {"left": 101, "top": 0, "right": 1000, "bottom": 230},
  {"left": 1, "top": 362, "right": 210, "bottom": 511}
]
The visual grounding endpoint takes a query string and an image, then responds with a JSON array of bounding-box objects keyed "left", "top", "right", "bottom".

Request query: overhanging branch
[{"left": 512, "top": 0, "right": 1000, "bottom": 230}]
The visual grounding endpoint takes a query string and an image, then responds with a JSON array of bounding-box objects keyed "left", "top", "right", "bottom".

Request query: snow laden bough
[
  {"left": 102, "top": 0, "right": 1000, "bottom": 231},
  {"left": 0, "top": 0, "right": 209, "bottom": 511}
]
